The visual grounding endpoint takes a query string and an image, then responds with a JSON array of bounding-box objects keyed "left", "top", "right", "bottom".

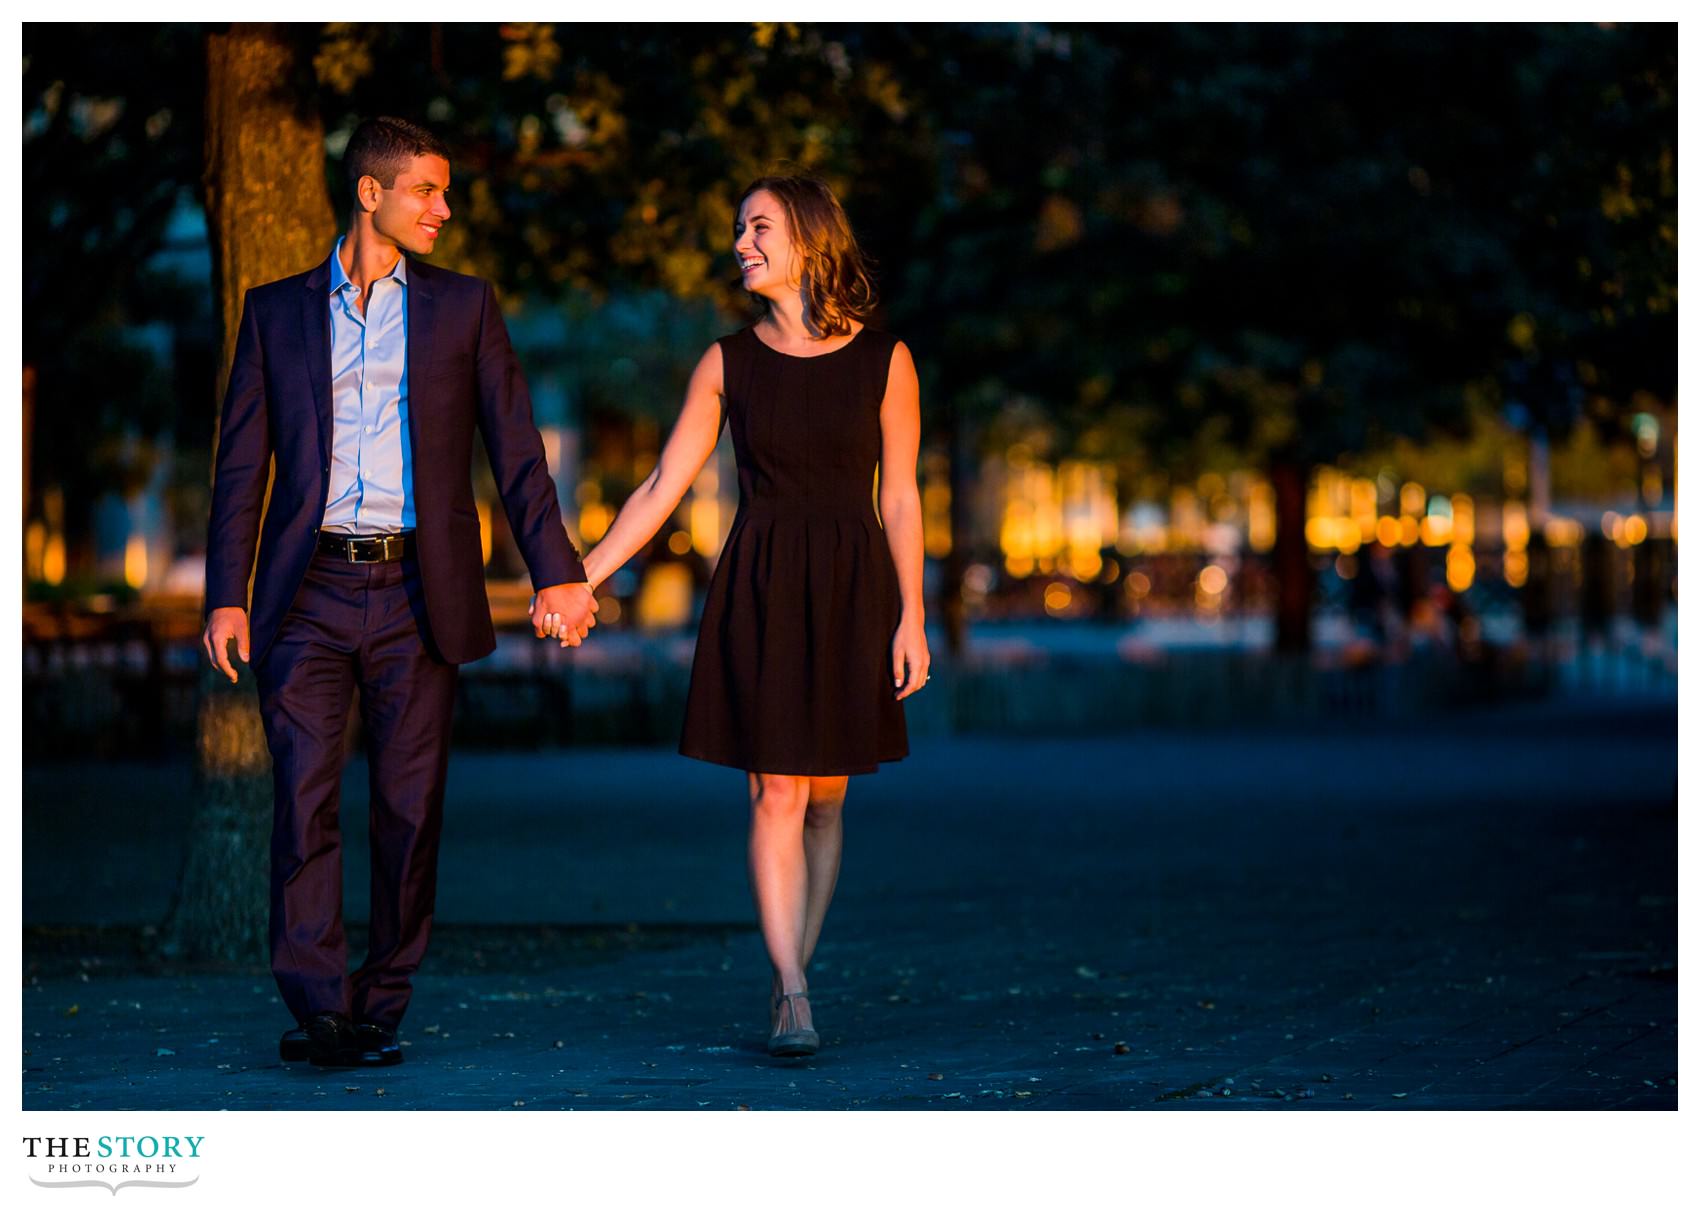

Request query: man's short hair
[{"left": 343, "top": 117, "right": 450, "bottom": 204}]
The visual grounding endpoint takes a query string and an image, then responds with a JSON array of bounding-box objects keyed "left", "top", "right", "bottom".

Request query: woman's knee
[
  {"left": 804, "top": 777, "right": 848, "bottom": 828},
  {"left": 749, "top": 772, "right": 808, "bottom": 815},
  {"left": 803, "top": 801, "right": 843, "bottom": 831}
]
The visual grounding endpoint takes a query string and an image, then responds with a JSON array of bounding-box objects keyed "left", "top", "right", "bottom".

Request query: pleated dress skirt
[{"left": 678, "top": 325, "right": 909, "bottom": 776}]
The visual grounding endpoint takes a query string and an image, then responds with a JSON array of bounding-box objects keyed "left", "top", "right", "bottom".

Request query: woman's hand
[{"left": 891, "top": 616, "right": 931, "bottom": 701}]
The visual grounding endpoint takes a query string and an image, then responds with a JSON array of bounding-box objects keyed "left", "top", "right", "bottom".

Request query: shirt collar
[{"left": 329, "top": 236, "right": 408, "bottom": 294}]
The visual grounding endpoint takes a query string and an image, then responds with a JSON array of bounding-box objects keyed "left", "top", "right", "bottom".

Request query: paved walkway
[{"left": 22, "top": 694, "right": 1677, "bottom": 1109}]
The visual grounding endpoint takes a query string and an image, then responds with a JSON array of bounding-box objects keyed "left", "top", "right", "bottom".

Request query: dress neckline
[{"left": 747, "top": 324, "right": 866, "bottom": 360}]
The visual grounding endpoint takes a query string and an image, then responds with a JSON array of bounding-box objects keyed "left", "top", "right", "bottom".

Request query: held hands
[
  {"left": 891, "top": 616, "right": 931, "bottom": 701},
  {"left": 530, "top": 581, "right": 599, "bottom": 648},
  {"left": 202, "top": 606, "right": 251, "bottom": 683}
]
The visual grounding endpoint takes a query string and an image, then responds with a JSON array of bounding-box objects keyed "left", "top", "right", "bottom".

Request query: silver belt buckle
[{"left": 339, "top": 533, "right": 402, "bottom": 563}]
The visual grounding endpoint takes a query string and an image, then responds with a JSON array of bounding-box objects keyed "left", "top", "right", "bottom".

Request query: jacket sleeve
[
  {"left": 472, "top": 280, "right": 587, "bottom": 589},
  {"left": 204, "top": 291, "right": 272, "bottom": 614}
]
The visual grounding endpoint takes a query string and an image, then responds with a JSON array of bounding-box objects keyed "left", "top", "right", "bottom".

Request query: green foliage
[
  {"left": 23, "top": 25, "right": 209, "bottom": 539},
  {"left": 23, "top": 24, "right": 203, "bottom": 352},
  {"left": 24, "top": 23, "right": 1676, "bottom": 496},
  {"left": 884, "top": 24, "right": 1674, "bottom": 469}
]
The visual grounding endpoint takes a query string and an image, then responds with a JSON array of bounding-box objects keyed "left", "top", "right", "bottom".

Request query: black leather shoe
[
  {"left": 279, "top": 1024, "right": 312, "bottom": 1063},
  {"left": 305, "top": 1012, "right": 360, "bottom": 1067},
  {"left": 353, "top": 1022, "right": 404, "bottom": 1067}
]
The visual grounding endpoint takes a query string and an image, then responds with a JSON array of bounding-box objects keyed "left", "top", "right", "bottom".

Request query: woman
[{"left": 542, "top": 174, "right": 928, "bottom": 1057}]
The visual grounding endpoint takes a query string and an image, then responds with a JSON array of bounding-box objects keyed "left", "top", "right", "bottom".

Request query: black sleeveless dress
[{"left": 678, "top": 325, "right": 910, "bottom": 776}]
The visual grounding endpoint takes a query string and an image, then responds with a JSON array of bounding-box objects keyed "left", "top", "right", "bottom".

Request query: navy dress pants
[{"left": 255, "top": 550, "right": 458, "bottom": 1030}]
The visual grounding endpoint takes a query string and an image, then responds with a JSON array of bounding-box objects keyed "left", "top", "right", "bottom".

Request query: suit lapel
[
  {"left": 405, "top": 258, "right": 437, "bottom": 478},
  {"left": 300, "top": 255, "right": 334, "bottom": 471}
]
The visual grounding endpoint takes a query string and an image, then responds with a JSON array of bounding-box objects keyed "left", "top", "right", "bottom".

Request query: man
[{"left": 201, "top": 117, "right": 595, "bottom": 1067}]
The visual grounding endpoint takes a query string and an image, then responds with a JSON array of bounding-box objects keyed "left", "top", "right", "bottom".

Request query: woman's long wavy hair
[{"left": 737, "top": 174, "right": 877, "bottom": 337}]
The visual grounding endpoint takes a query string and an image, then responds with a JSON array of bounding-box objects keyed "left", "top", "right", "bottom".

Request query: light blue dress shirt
[{"left": 322, "top": 237, "right": 414, "bottom": 534}]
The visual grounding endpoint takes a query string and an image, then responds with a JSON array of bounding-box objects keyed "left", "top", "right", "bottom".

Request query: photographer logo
[{"left": 22, "top": 1135, "right": 203, "bottom": 1195}]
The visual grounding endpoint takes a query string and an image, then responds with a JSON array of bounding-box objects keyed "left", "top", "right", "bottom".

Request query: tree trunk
[
  {"left": 164, "top": 24, "right": 337, "bottom": 962},
  {"left": 1270, "top": 454, "right": 1312, "bottom": 654}
]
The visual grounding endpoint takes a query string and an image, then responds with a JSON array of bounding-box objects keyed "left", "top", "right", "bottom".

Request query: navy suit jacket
[{"left": 204, "top": 253, "right": 585, "bottom": 666}]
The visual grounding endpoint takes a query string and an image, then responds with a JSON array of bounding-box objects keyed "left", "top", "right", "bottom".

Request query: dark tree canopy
[{"left": 24, "top": 23, "right": 1676, "bottom": 510}]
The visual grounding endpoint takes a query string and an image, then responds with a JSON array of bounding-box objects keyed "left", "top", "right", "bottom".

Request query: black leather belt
[{"left": 316, "top": 531, "right": 413, "bottom": 563}]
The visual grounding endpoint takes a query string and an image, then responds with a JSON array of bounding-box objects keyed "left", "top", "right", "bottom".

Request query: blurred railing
[
  {"left": 23, "top": 599, "right": 203, "bottom": 760},
  {"left": 22, "top": 596, "right": 1674, "bottom": 760}
]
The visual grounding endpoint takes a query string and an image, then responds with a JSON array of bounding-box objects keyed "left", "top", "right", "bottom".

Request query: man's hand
[
  {"left": 202, "top": 606, "right": 251, "bottom": 683},
  {"left": 529, "top": 582, "right": 598, "bottom": 647}
]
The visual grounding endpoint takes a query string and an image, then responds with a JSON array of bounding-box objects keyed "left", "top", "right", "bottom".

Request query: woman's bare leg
[
  {"left": 747, "top": 771, "right": 813, "bottom": 1031},
  {"left": 801, "top": 775, "right": 848, "bottom": 969}
]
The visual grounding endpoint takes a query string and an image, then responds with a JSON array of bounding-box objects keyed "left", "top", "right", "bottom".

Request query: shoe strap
[{"left": 773, "top": 990, "right": 811, "bottom": 1031}]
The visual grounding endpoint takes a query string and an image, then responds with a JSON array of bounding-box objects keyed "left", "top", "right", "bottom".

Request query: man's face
[{"left": 365, "top": 153, "right": 451, "bottom": 255}]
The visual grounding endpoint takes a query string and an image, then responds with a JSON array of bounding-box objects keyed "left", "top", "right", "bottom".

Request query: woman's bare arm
[{"left": 878, "top": 340, "right": 931, "bottom": 699}]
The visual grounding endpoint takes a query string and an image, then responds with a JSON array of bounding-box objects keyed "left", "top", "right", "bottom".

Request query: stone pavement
[{"left": 21, "top": 694, "right": 1677, "bottom": 1110}]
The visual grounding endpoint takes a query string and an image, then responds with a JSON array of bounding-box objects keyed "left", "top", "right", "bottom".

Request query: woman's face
[{"left": 734, "top": 190, "right": 800, "bottom": 298}]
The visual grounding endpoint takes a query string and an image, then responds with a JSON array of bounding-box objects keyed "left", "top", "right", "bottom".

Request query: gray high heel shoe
[{"left": 767, "top": 991, "right": 820, "bottom": 1058}]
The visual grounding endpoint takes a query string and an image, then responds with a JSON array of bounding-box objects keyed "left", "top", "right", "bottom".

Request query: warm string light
[
  {"left": 1503, "top": 501, "right": 1529, "bottom": 587},
  {"left": 25, "top": 521, "right": 46, "bottom": 581},
  {"left": 123, "top": 534, "right": 148, "bottom": 590},
  {"left": 577, "top": 480, "right": 613, "bottom": 544},
  {"left": 549, "top": 430, "right": 1659, "bottom": 627},
  {"left": 689, "top": 458, "right": 720, "bottom": 557},
  {"left": 1001, "top": 456, "right": 1263, "bottom": 574},
  {"left": 922, "top": 451, "right": 952, "bottom": 559}
]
